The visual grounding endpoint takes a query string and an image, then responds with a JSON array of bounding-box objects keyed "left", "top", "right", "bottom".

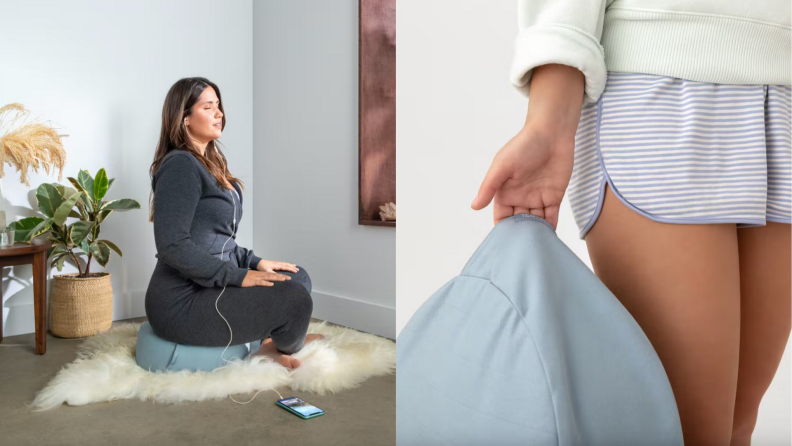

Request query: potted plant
[{"left": 8, "top": 168, "right": 140, "bottom": 338}]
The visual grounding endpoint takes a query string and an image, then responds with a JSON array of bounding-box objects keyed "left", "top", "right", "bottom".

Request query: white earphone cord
[
  {"left": 215, "top": 189, "right": 282, "bottom": 403},
  {"left": 186, "top": 122, "right": 283, "bottom": 404}
]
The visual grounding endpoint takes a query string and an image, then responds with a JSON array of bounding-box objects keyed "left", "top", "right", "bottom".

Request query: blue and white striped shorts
[{"left": 568, "top": 71, "right": 792, "bottom": 240}]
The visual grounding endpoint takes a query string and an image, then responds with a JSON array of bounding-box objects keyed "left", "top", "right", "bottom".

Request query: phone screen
[{"left": 278, "top": 397, "right": 324, "bottom": 417}]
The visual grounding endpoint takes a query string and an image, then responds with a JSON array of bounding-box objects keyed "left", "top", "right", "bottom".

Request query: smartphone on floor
[{"left": 276, "top": 397, "right": 325, "bottom": 419}]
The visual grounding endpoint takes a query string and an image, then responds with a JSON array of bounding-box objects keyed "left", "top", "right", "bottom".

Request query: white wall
[
  {"left": 0, "top": 0, "right": 254, "bottom": 336},
  {"left": 252, "top": 0, "right": 396, "bottom": 339},
  {"left": 395, "top": 0, "right": 789, "bottom": 441}
]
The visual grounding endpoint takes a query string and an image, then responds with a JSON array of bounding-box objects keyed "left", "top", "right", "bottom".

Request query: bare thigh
[
  {"left": 584, "top": 182, "right": 741, "bottom": 445},
  {"left": 731, "top": 222, "right": 792, "bottom": 442}
]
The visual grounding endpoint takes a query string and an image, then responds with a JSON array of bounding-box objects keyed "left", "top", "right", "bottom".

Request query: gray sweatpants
[{"left": 145, "top": 264, "right": 313, "bottom": 354}]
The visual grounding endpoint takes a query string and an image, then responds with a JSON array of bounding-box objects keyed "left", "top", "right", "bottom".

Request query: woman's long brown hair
[{"left": 148, "top": 77, "right": 244, "bottom": 222}]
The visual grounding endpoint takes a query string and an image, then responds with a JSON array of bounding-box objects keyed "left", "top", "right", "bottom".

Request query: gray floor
[{"left": 0, "top": 316, "right": 395, "bottom": 446}]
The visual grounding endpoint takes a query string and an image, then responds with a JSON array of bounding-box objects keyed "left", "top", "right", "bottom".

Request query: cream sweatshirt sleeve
[{"left": 510, "top": 0, "right": 608, "bottom": 105}]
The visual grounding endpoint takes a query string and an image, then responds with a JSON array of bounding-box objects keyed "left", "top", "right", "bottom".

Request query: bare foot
[
  {"left": 304, "top": 333, "right": 325, "bottom": 345},
  {"left": 255, "top": 338, "right": 301, "bottom": 369},
  {"left": 255, "top": 334, "right": 326, "bottom": 369}
]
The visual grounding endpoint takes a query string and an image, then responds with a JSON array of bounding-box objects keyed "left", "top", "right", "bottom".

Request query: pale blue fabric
[
  {"left": 135, "top": 321, "right": 263, "bottom": 373},
  {"left": 396, "top": 213, "right": 683, "bottom": 445}
]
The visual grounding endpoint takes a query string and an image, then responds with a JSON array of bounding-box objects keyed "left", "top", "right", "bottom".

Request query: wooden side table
[{"left": 0, "top": 240, "right": 52, "bottom": 355}]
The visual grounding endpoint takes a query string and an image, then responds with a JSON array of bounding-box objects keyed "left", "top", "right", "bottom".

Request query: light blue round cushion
[
  {"left": 135, "top": 321, "right": 263, "bottom": 373},
  {"left": 396, "top": 213, "right": 684, "bottom": 445},
  {"left": 135, "top": 267, "right": 312, "bottom": 374}
]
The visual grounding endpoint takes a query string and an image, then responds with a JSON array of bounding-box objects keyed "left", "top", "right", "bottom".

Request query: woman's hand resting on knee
[
  {"left": 241, "top": 271, "right": 291, "bottom": 287},
  {"left": 470, "top": 63, "right": 586, "bottom": 230},
  {"left": 241, "top": 259, "right": 300, "bottom": 287},
  {"left": 254, "top": 259, "right": 299, "bottom": 274}
]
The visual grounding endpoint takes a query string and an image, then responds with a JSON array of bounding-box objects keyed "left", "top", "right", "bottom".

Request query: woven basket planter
[{"left": 50, "top": 272, "right": 113, "bottom": 338}]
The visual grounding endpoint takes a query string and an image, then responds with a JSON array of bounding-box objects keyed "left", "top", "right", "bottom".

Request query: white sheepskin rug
[{"left": 27, "top": 321, "right": 395, "bottom": 411}]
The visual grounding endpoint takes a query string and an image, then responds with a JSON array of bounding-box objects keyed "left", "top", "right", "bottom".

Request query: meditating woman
[{"left": 144, "top": 76, "right": 323, "bottom": 370}]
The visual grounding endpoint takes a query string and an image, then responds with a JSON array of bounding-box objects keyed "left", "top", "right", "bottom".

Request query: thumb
[{"left": 471, "top": 160, "right": 511, "bottom": 210}]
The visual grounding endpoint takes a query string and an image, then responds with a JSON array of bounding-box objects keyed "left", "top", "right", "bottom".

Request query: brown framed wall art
[{"left": 358, "top": 0, "right": 396, "bottom": 227}]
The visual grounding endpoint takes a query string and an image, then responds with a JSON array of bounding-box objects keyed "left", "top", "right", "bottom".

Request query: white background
[
  {"left": 395, "top": 0, "right": 790, "bottom": 441},
  {"left": 0, "top": 0, "right": 395, "bottom": 339}
]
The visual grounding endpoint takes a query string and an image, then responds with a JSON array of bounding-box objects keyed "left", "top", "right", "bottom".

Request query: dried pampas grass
[{"left": 0, "top": 103, "right": 68, "bottom": 186}]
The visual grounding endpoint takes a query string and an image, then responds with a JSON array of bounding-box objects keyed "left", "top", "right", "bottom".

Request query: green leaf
[
  {"left": 26, "top": 218, "right": 54, "bottom": 242},
  {"left": 98, "top": 209, "right": 112, "bottom": 223},
  {"left": 94, "top": 168, "right": 109, "bottom": 201},
  {"left": 48, "top": 244, "right": 68, "bottom": 260},
  {"left": 45, "top": 232, "right": 60, "bottom": 245},
  {"left": 51, "top": 252, "right": 68, "bottom": 272},
  {"left": 53, "top": 223, "right": 69, "bottom": 245},
  {"left": 77, "top": 169, "right": 95, "bottom": 202},
  {"left": 99, "top": 198, "right": 140, "bottom": 212},
  {"left": 80, "top": 239, "right": 91, "bottom": 255},
  {"left": 67, "top": 177, "right": 92, "bottom": 212},
  {"left": 56, "top": 184, "right": 87, "bottom": 220},
  {"left": 97, "top": 239, "right": 122, "bottom": 257},
  {"left": 107, "top": 178, "right": 115, "bottom": 192},
  {"left": 71, "top": 172, "right": 96, "bottom": 215},
  {"left": 69, "top": 220, "right": 95, "bottom": 245},
  {"left": 67, "top": 177, "right": 86, "bottom": 193},
  {"left": 52, "top": 191, "right": 83, "bottom": 227},
  {"left": 82, "top": 191, "right": 94, "bottom": 214},
  {"left": 56, "top": 255, "right": 69, "bottom": 271},
  {"left": 8, "top": 217, "right": 45, "bottom": 242},
  {"left": 89, "top": 241, "right": 110, "bottom": 267},
  {"left": 53, "top": 184, "right": 78, "bottom": 201},
  {"left": 35, "top": 184, "right": 64, "bottom": 218}
]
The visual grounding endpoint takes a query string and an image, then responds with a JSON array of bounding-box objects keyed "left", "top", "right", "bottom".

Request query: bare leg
[
  {"left": 584, "top": 182, "right": 741, "bottom": 445},
  {"left": 730, "top": 222, "right": 791, "bottom": 445},
  {"left": 255, "top": 333, "right": 325, "bottom": 369}
]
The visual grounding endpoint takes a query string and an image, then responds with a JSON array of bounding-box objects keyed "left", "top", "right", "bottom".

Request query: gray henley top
[{"left": 151, "top": 149, "right": 263, "bottom": 288}]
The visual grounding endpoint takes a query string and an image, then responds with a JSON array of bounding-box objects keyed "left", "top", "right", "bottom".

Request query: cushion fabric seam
[{"left": 459, "top": 274, "right": 561, "bottom": 445}]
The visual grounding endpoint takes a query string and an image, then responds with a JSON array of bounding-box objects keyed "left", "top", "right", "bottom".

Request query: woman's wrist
[
  {"left": 251, "top": 255, "right": 264, "bottom": 271},
  {"left": 523, "top": 64, "right": 585, "bottom": 138}
]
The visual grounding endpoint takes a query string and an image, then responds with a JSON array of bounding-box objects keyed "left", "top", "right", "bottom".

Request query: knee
[
  {"left": 293, "top": 265, "right": 312, "bottom": 294},
  {"left": 284, "top": 279, "right": 313, "bottom": 317}
]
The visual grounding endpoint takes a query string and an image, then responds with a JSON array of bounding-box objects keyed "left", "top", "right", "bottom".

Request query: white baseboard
[{"left": 310, "top": 291, "right": 395, "bottom": 340}]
